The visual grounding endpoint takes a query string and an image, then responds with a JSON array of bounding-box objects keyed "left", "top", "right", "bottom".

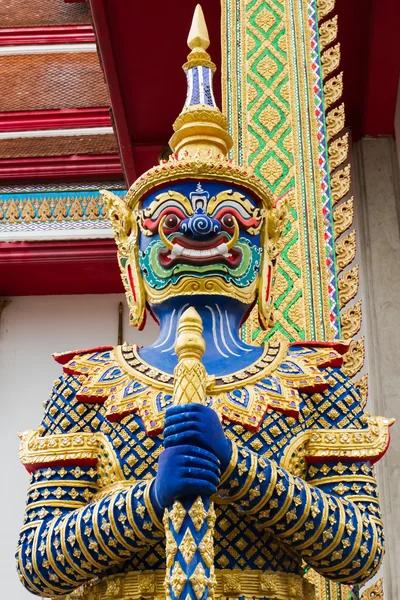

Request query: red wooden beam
[
  {"left": 0, "top": 239, "right": 123, "bottom": 296},
  {"left": 0, "top": 108, "right": 111, "bottom": 132},
  {"left": 0, "top": 25, "right": 95, "bottom": 45},
  {"left": 89, "top": 0, "right": 136, "bottom": 187},
  {"left": 0, "top": 154, "right": 123, "bottom": 182}
]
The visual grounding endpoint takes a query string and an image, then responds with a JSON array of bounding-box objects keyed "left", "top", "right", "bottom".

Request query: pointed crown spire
[
  {"left": 169, "top": 4, "right": 233, "bottom": 160},
  {"left": 187, "top": 4, "right": 210, "bottom": 53}
]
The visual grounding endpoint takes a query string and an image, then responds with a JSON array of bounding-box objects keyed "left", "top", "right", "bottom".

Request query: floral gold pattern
[
  {"left": 334, "top": 197, "right": 354, "bottom": 240},
  {"left": 319, "top": 16, "right": 338, "bottom": 50},
  {"left": 340, "top": 300, "right": 362, "bottom": 341},
  {"left": 328, "top": 133, "right": 349, "bottom": 172},
  {"left": 336, "top": 231, "right": 356, "bottom": 273},
  {"left": 338, "top": 265, "right": 359, "bottom": 309},
  {"left": 343, "top": 337, "right": 365, "bottom": 377}
]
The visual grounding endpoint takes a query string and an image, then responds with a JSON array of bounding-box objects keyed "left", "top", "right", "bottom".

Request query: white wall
[
  {"left": 353, "top": 138, "right": 400, "bottom": 599},
  {"left": 0, "top": 294, "right": 159, "bottom": 599}
]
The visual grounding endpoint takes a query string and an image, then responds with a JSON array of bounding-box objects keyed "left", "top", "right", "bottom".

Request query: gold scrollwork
[
  {"left": 336, "top": 230, "right": 356, "bottom": 273},
  {"left": 138, "top": 572, "right": 157, "bottom": 596},
  {"left": 324, "top": 72, "right": 343, "bottom": 109},
  {"left": 222, "top": 571, "right": 242, "bottom": 595},
  {"left": 317, "top": 0, "right": 336, "bottom": 21},
  {"left": 329, "top": 133, "right": 349, "bottom": 172},
  {"left": 354, "top": 373, "right": 369, "bottom": 409},
  {"left": 331, "top": 164, "right": 351, "bottom": 205},
  {"left": 333, "top": 197, "right": 354, "bottom": 239},
  {"left": 342, "top": 336, "right": 365, "bottom": 377},
  {"left": 102, "top": 190, "right": 146, "bottom": 329},
  {"left": 319, "top": 16, "right": 338, "bottom": 50},
  {"left": 143, "top": 276, "right": 259, "bottom": 306},
  {"left": 321, "top": 43, "right": 341, "bottom": 80},
  {"left": 326, "top": 104, "right": 345, "bottom": 140},
  {"left": 338, "top": 265, "right": 359, "bottom": 309},
  {"left": 77, "top": 568, "right": 316, "bottom": 600},
  {"left": 124, "top": 155, "right": 274, "bottom": 211},
  {"left": 361, "top": 577, "right": 383, "bottom": 599},
  {"left": 340, "top": 300, "right": 362, "bottom": 341}
]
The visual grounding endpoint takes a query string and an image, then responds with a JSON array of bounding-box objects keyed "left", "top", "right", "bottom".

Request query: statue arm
[
  {"left": 16, "top": 371, "right": 164, "bottom": 597},
  {"left": 16, "top": 465, "right": 163, "bottom": 597},
  {"left": 215, "top": 444, "right": 383, "bottom": 586}
]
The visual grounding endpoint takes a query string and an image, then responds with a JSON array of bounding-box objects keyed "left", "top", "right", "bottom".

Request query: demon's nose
[{"left": 180, "top": 208, "right": 221, "bottom": 239}]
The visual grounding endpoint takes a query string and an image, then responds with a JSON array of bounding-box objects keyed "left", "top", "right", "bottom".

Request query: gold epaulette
[
  {"left": 281, "top": 416, "right": 394, "bottom": 478},
  {"left": 18, "top": 429, "right": 100, "bottom": 472}
]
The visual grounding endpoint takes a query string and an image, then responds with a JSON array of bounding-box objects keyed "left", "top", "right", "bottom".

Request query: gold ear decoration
[
  {"left": 257, "top": 231, "right": 274, "bottom": 330},
  {"left": 101, "top": 190, "right": 146, "bottom": 330},
  {"left": 257, "top": 194, "right": 289, "bottom": 330}
]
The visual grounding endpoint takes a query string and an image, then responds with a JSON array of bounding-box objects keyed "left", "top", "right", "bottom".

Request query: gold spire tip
[{"left": 188, "top": 4, "right": 210, "bottom": 51}]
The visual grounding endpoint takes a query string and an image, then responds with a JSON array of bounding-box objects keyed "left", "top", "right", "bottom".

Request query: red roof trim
[
  {"left": 0, "top": 153, "right": 123, "bottom": 181},
  {"left": 0, "top": 25, "right": 95, "bottom": 46},
  {"left": 0, "top": 239, "right": 117, "bottom": 265},
  {"left": 0, "top": 239, "right": 123, "bottom": 296},
  {"left": 0, "top": 108, "right": 111, "bottom": 133}
]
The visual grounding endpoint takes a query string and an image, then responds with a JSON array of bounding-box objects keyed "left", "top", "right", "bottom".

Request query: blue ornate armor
[{"left": 17, "top": 341, "right": 391, "bottom": 599}]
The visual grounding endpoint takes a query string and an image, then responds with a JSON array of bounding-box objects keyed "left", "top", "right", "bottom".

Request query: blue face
[{"left": 137, "top": 181, "right": 264, "bottom": 295}]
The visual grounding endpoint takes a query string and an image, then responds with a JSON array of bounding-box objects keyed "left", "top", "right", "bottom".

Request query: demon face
[{"left": 137, "top": 181, "right": 265, "bottom": 305}]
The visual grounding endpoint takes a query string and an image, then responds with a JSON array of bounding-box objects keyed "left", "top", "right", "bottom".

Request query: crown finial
[
  {"left": 169, "top": 5, "right": 233, "bottom": 160},
  {"left": 188, "top": 4, "right": 210, "bottom": 51}
]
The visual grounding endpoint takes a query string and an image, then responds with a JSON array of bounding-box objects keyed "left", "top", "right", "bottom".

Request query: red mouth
[{"left": 158, "top": 234, "right": 242, "bottom": 268}]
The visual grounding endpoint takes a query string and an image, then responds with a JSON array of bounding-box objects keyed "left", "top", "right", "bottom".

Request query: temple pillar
[{"left": 353, "top": 136, "right": 400, "bottom": 599}]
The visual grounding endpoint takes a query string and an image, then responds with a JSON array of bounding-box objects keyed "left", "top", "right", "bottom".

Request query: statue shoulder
[
  {"left": 279, "top": 340, "right": 394, "bottom": 474},
  {"left": 52, "top": 344, "right": 115, "bottom": 367},
  {"left": 287, "top": 340, "right": 362, "bottom": 427},
  {"left": 18, "top": 345, "right": 120, "bottom": 474}
]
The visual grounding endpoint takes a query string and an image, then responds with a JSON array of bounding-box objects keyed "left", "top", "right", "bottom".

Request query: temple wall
[
  {"left": 353, "top": 135, "right": 400, "bottom": 599},
  {"left": 0, "top": 294, "right": 158, "bottom": 599}
]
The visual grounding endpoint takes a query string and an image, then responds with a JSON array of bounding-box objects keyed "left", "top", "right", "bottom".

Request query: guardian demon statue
[{"left": 16, "top": 7, "right": 391, "bottom": 600}]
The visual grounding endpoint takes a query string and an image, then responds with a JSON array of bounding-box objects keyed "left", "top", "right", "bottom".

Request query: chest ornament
[{"left": 57, "top": 342, "right": 344, "bottom": 435}]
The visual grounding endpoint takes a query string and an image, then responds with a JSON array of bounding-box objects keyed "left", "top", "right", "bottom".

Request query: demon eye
[
  {"left": 221, "top": 213, "right": 235, "bottom": 228},
  {"left": 163, "top": 214, "right": 181, "bottom": 229}
]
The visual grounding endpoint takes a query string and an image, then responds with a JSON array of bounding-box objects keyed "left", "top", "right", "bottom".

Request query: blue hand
[
  {"left": 151, "top": 445, "right": 220, "bottom": 514},
  {"left": 164, "top": 404, "right": 232, "bottom": 472}
]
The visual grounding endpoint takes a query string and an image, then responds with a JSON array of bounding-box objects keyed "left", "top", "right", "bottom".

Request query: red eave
[
  {"left": 0, "top": 108, "right": 112, "bottom": 132},
  {"left": 0, "top": 239, "right": 123, "bottom": 296},
  {"left": 336, "top": 0, "right": 400, "bottom": 139},
  {"left": 0, "top": 154, "right": 123, "bottom": 182},
  {"left": 0, "top": 25, "right": 95, "bottom": 45}
]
